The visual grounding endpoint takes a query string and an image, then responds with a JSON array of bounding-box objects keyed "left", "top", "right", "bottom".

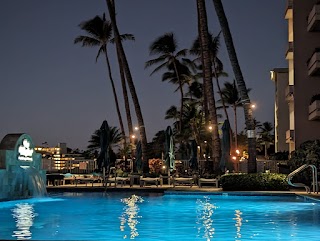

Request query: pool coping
[{"left": 46, "top": 185, "right": 320, "bottom": 201}]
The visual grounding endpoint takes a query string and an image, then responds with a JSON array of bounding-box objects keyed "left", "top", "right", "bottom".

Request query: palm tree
[
  {"left": 190, "top": 33, "right": 229, "bottom": 122},
  {"left": 197, "top": 0, "right": 221, "bottom": 172},
  {"left": 145, "top": 32, "right": 188, "bottom": 133},
  {"left": 257, "top": 122, "right": 274, "bottom": 159},
  {"left": 212, "top": 0, "right": 256, "bottom": 173},
  {"left": 106, "top": 0, "right": 149, "bottom": 173},
  {"left": 219, "top": 80, "right": 250, "bottom": 150},
  {"left": 87, "top": 126, "right": 123, "bottom": 152},
  {"left": 74, "top": 14, "right": 134, "bottom": 142}
]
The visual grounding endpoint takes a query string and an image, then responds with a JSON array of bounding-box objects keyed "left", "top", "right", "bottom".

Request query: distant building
[
  {"left": 35, "top": 143, "right": 96, "bottom": 173},
  {"left": 270, "top": 68, "right": 289, "bottom": 152},
  {"left": 271, "top": 0, "right": 320, "bottom": 154}
]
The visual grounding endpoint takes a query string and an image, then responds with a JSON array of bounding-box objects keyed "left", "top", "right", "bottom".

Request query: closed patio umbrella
[
  {"left": 97, "top": 120, "right": 111, "bottom": 180},
  {"left": 220, "top": 119, "right": 232, "bottom": 172},
  {"left": 165, "top": 126, "right": 175, "bottom": 173},
  {"left": 135, "top": 141, "right": 142, "bottom": 173},
  {"left": 189, "top": 140, "right": 198, "bottom": 171}
]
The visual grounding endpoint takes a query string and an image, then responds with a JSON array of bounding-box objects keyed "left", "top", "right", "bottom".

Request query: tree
[
  {"left": 257, "top": 122, "right": 274, "bottom": 159},
  {"left": 146, "top": 32, "right": 188, "bottom": 133},
  {"left": 106, "top": 0, "right": 149, "bottom": 173},
  {"left": 219, "top": 80, "right": 250, "bottom": 150},
  {"left": 74, "top": 14, "right": 134, "bottom": 142},
  {"left": 87, "top": 126, "right": 123, "bottom": 152},
  {"left": 212, "top": 0, "right": 257, "bottom": 173},
  {"left": 190, "top": 32, "right": 229, "bottom": 123},
  {"left": 197, "top": 0, "right": 221, "bottom": 172}
]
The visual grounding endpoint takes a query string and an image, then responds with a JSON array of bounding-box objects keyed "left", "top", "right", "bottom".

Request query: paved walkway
[{"left": 46, "top": 183, "right": 320, "bottom": 200}]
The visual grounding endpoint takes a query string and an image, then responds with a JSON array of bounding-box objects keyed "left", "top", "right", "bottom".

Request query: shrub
[
  {"left": 220, "top": 173, "right": 289, "bottom": 191},
  {"left": 269, "top": 151, "right": 289, "bottom": 160},
  {"left": 288, "top": 140, "right": 320, "bottom": 184}
]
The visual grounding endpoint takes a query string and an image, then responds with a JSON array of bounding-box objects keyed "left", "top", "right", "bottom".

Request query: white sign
[{"left": 18, "top": 139, "right": 34, "bottom": 161}]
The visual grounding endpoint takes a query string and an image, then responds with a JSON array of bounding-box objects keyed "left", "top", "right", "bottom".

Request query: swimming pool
[{"left": 0, "top": 192, "right": 319, "bottom": 240}]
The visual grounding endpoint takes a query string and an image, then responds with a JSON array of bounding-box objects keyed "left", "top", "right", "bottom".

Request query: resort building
[
  {"left": 35, "top": 142, "right": 96, "bottom": 173},
  {"left": 270, "top": 68, "right": 289, "bottom": 153},
  {"left": 271, "top": 0, "right": 320, "bottom": 154}
]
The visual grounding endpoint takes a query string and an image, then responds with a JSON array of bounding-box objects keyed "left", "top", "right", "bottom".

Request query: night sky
[{"left": 0, "top": 0, "right": 287, "bottom": 150}]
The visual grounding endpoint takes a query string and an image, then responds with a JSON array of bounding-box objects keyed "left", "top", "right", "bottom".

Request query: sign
[{"left": 18, "top": 139, "right": 34, "bottom": 161}]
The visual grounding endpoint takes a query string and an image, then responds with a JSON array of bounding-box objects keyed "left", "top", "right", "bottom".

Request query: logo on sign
[{"left": 18, "top": 139, "right": 34, "bottom": 161}]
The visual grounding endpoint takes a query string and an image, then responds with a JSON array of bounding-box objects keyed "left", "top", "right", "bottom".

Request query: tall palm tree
[
  {"left": 212, "top": 0, "right": 256, "bottom": 173},
  {"left": 190, "top": 33, "right": 229, "bottom": 122},
  {"left": 145, "top": 32, "right": 188, "bottom": 133},
  {"left": 106, "top": 0, "right": 149, "bottom": 173},
  {"left": 74, "top": 14, "right": 134, "bottom": 142},
  {"left": 197, "top": 0, "right": 221, "bottom": 172}
]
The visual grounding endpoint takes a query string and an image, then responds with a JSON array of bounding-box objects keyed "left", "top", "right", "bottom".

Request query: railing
[{"left": 287, "top": 164, "right": 318, "bottom": 193}]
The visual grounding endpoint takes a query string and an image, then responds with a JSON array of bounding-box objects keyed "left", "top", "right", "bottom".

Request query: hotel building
[{"left": 272, "top": 0, "right": 320, "bottom": 154}]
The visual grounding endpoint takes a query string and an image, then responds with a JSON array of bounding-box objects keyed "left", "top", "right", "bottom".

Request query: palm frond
[
  {"left": 149, "top": 61, "right": 169, "bottom": 75},
  {"left": 74, "top": 36, "right": 101, "bottom": 47},
  {"left": 149, "top": 32, "right": 177, "bottom": 55},
  {"left": 96, "top": 46, "right": 105, "bottom": 62},
  {"left": 144, "top": 55, "right": 167, "bottom": 69},
  {"left": 110, "top": 33, "right": 135, "bottom": 43},
  {"left": 175, "top": 49, "right": 188, "bottom": 57}
]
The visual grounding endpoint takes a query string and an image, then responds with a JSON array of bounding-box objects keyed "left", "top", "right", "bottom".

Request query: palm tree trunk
[
  {"left": 213, "top": 60, "right": 229, "bottom": 122},
  {"left": 233, "top": 104, "right": 238, "bottom": 149},
  {"left": 197, "top": 0, "right": 221, "bottom": 172},
  {"left": 106, "top": 0, "right": 149, "bottom": 173},
  {"left": 212, "top": 59, "right": 233, "bottom": 151},
  {"left": 117, "top": 47, "right": 133, "bottom": 142},
  {"left": 212, "top": 0, "right": 256, "bottom": 173},
  {"left": 172, "top": 61, "right": 184, "bottom": 133},
  {"left": 103, "top": 47, "right": 126, "bottom": 141}
]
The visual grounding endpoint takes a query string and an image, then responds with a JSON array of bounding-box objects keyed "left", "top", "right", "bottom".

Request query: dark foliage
[{"left": 220, "top": 173, "right": 289, "bottom": 191}]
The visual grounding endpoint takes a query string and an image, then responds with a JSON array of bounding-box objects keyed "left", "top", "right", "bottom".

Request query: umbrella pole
[{"left": 103, "top": 167, "right": 106, "bottom": 187}]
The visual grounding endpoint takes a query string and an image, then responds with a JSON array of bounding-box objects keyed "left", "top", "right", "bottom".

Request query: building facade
[
  {"left": 35, "top": 142, "right": 96, "bottom": 173},
  {"left": 274, "top": 0, "right": 320, "bottom": 154},
  {"left": 270, "top": 68, "right": 290, "bottom": 152}
]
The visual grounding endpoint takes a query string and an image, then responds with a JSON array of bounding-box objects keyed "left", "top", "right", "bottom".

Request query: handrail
[{"left": 287, "top": 164, "right": 318, "bottom": 193}]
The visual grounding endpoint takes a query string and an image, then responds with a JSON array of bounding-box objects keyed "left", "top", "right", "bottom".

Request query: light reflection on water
[
  {"left": 196, "top": 196, "right": 217, "bottom": 241},
  {"left": 119, "top": 194, "right": 144, "bottom": 239},
  {"left": 233, "top": 209, "right": 243, "bottom": 241},
  {"left": 11, "top": 203, "right": 37, "bottom": 240},
  {"left": 1, "top": 194, "right": 320, "bottom": 240}
]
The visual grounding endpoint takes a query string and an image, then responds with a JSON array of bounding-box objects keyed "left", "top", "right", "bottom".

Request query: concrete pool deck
[{"left": 46, "top": 183, "right": 320, "bottom": 200}]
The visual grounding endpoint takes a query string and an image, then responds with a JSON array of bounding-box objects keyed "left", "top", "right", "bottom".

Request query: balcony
[
  {"left": 285, "top": 85, "right": 294, "bottom": 102},
  {"left": 307, "top": 50, "right": 320, "bottom": 76},
  {"left": 285, "top": 0, "right": 293, "bottom": 19},
  {"left": 308, "top": 3, "right": 320, "bottom": 32},
  {"left": 286, "top": 129, "right": 294, "bottom": 143},
  {"left": 309, "top": 100, "right": 320, "bottom": 120},
  {"left": 285, "top": 42, "right": 293, "bottom": 60}
]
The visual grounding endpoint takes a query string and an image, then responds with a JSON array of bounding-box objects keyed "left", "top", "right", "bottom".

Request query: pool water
[{"left": 0, "top": 192, "right": 319, "bottom": 240}]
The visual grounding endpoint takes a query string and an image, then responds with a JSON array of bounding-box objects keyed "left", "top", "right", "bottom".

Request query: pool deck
[{"left": 46, "top": 183, "right": 320, "bottom": 200}]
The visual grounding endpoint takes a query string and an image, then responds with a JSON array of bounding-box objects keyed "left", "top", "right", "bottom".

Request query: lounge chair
[
  {"left": 140, "top": 176, "right": 161, "bottom": 187},
  {"left": 198, "top": 178, "right": 219, "bottom": 188},
  {"left": 172, "top": 177, "right": 194, "bottom": 187},
  {"left": 115, "top": 175, "right": 130, "bottom": 187}
]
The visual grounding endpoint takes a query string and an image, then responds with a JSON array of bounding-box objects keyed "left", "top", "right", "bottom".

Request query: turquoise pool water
[{"left": 0, "top": 192, "right": 319, "bottom": 240}]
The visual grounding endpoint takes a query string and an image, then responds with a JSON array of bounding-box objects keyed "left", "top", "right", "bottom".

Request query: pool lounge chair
[
  {"left": 115, "top": 175, "right": 131, "bottom": 187},
  {"left": 198, "top": 178, "right": 219, "bottom": 188},
  {"left": 172, "top": 177, "right": 194, "bottom": 187},
  {"left": 140, "top": 176, "right": 161, "bottom": 187}
]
